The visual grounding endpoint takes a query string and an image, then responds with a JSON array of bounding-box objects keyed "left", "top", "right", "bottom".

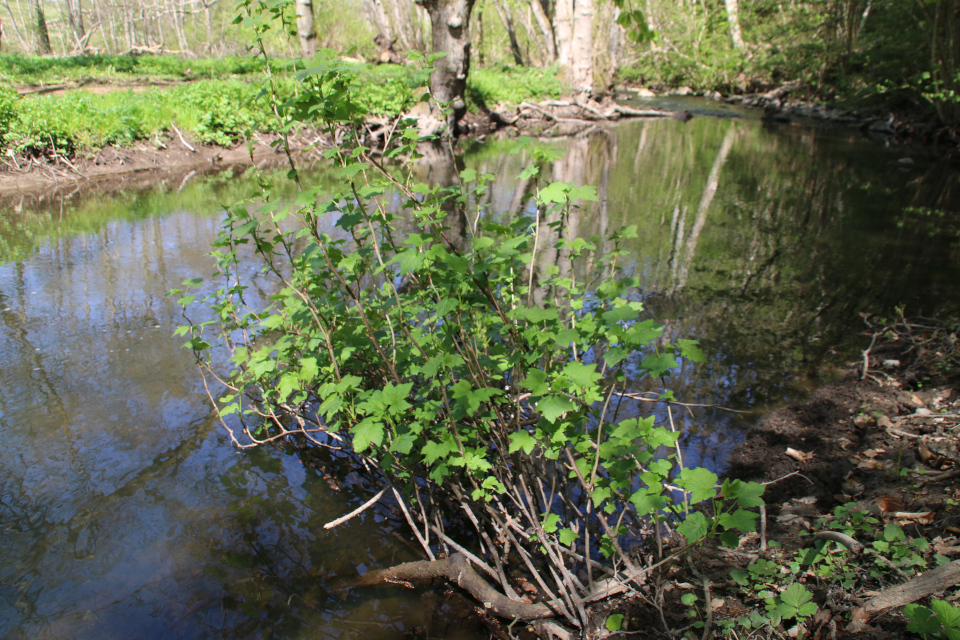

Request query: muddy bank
[
  {"left": 729, "top": 317, "right": 959, "bottom": 521},
  {"left": 0, "top": 100, "right": 692, "bottom": 198},
  {"left": 0, "top": 129, "right": 320, "bottom": 202}
]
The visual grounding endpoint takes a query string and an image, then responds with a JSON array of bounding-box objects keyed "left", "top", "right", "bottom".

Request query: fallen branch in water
[{"left": 349, "top": 552, "right": 557, "bottom": 620}]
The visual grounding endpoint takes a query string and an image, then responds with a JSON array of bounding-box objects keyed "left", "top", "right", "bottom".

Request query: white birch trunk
[
  {"left": 553, "top": 0, "right": 571, "bottom": 68},
  {"left": 724, "top": 0, "right": 744, "bottom": 50},
  {"left": 569, "top": 0, "right": 593, "bottom": 95}
]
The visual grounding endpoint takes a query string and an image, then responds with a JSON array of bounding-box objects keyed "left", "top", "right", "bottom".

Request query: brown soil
[
  {"left": 695, "top": 319, "right": 960, "bottom": 639},
  {"left": 0, "top": 129, "right": 325, "bottom": 201}
]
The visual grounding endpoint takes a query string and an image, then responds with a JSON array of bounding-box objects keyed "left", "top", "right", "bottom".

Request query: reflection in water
[{"left": 1, "top": 105, "right": 960, "bottom": 638}]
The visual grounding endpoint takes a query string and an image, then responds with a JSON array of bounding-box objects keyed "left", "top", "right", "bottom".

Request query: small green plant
[
  {"left": 905, "top": 600, "right": 960, "bottom": 640},
  {"left": 869, "top": 523, "right": 929, "bottom": 577}
]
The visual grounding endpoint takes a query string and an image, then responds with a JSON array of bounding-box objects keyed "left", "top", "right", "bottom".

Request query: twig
[
  {"left": 861, "top": 331, "right": 880, "bottom": 380},
  {"left": 759, "top": 504, "right": 768, "bottom": 552},
  {"left": 808, "top": 531, "right": 864, "bottom": 555},
  {"left": 323, "top": 489, "right": 385, "bottom": 529},
  {"left": 391, "top": 486, "right": 435, "bottom": 561},
  {"left": 171, "top": 123, "right": 197, "bottom": 153},
  {"left": 761, "top": 470, "right": 814, "bottom": 486}
]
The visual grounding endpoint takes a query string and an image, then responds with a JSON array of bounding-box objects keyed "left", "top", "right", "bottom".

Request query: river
[{"left": 1, "top": 102, "right": 959, "bottom": 638}]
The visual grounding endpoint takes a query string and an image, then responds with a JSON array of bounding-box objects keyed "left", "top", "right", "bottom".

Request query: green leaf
[
  {"left": 508, "top": 430, "right": 538, "bottom": 455},
  {"left": 423, "top": 436, "right": 457, "bottom": 465},
  {"left": 932, "top": 600, "right": 960, "bottom": 630},
  {"left": 539, "top": 181, "right": 571, "bottom": 204},
  {"left": 559, "top": 528, "right": 578, "bottom": 546},
  {"left": 520, "top": 369, "right": 550, "bottom": 395},
  {"left": 906, "top": 604, "right": 941, "bottom": 637},
  {"left": 625, "top": 319, "right": 661, "bottom": 346},
  {"left": 352, "top": 418, "right": 384, "bottom": 452},
  {"left": 605, "top": 614, "right": 624, "bottom": 632},
  {"left": 641, "top": 352, "right": 677, "bottom": 378},
  {"left": 677, "top": 512, "right": 708, "bottom": 544},
  {"left": 630, "top": 490, "right": 663, "bottom": 515},
  {"left": 720, "top": 531, "right": 740, "bottom": 549},
  {"left": 718, "top": 509, "right": 759, "bottom": 533},
  {"left": 678, "top": 467, "right": 718, "bottom": 504},
  {"left": 730, "top": 569, "right": 750, "bottom": 586},
  {"left": 604, "top": 345, "right": 629, "bottom": 366},
  {"left": 541, "top": 512, "right": 561, "bottom": 533},
  {"left": 299, "top": 357, "right": 319, "bottom": 382},
  {"left": 602, "top": 305, "right": 640, "bottom": 323},
  {"left": 677, "top": 339, "right": 707, "bottom": 363},
  {"left": 562, "top": 361, "right": 601, "bottom": 389},
  {"left": 537, "top": 394, "right": 576, "bottom": 422},
  {"left": 680, "top": 593, "right": 698, "bottom": 606},
  {"left": 722, "top": 479, "right": 766, "bottom": 508},
  {"left": 382, "top": 382, "right": 413, "bottom": 415},
  {"left": 883, "top": 523, "right": 906, "bottom": 542},
  {"left": 777, "top": 583, "right": 816, "bottom": 620},
  {"left": 391, "top": 433, "right": 417, "bottom": 455}
]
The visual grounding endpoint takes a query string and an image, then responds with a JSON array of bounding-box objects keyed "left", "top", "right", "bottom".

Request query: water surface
[{"left": 2, "top": 105, "right": 959, "bottom": 638}]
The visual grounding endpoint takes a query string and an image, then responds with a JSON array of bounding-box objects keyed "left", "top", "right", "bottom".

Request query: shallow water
[{"left": 1, "top": 103, "right": 959, "bottom": 638}]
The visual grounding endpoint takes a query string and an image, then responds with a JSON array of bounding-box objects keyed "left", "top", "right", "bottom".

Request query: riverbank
[
  {"left": 0, "top": 96, "right": 694, "bottom": 196},
  {"left": 618, "top": 81, "right": 960, "bottom": 156}
]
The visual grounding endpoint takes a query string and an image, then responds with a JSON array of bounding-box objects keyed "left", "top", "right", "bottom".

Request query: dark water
[{"left": 2, "top": 104, "right": 959, "bottom": 638}]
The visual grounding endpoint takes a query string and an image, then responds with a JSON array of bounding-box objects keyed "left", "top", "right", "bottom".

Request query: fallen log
[{"left": 848, "top": 559, "right": 960, "bottom": 630}]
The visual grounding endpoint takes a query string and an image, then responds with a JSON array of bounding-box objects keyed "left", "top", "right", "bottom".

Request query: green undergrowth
[
  {"left": 0, "top": 53, "right": 281, "bottom": 86},
  {"left": 466, "top": 64, "right": 565, "bottom": 109},
  {"left": 675, "top": 502, "right": 960, "bottom": 638},
  {"left": 0, "top": 61, "right": 566, "bottom": 156}
]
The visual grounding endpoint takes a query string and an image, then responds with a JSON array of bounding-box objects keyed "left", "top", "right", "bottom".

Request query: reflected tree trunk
[
  {"left": 529, "top": 135, "right": 590, "bottom": 307},
  {"left": 671, "top": 127, "right": 737, "bottom": 293},
  {"left": 413, "top": 141, "right": 469, "bottom": 253}
]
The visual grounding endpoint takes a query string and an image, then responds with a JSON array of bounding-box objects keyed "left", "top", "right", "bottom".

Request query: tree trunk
[
  {"left": 419, "top": 0, "right": 477, "bottom": 134},
  {"left": 554, "top": 0, "right": 571, "bottom": 68},
  {"left": 3, "top": 1, "right": 29, "bottom": 50},
  {"left": 724, "top": 0, "right": 744, "bottom": 50},
  {"left": 492, "top": 0, "right": 522, "bottom": 65},
  {"left": 295, "top": 0, "right": 317, "bottom": 58},
  {"left": 569, "top": 0, "right": 593, "bottom": 95},
  {"left": 32, "top": 0, "right": 51, "bottom": 54},
  {"left": 554, "top": 0, "right": 592, "bottom": 95},
  {"left": 528, "top": 0, "right": 555, "bottom": 63}
]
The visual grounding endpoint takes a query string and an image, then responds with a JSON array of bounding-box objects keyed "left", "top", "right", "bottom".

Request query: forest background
[{"left": 0, "top": 0, "right": 957, "bottom": 130}]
